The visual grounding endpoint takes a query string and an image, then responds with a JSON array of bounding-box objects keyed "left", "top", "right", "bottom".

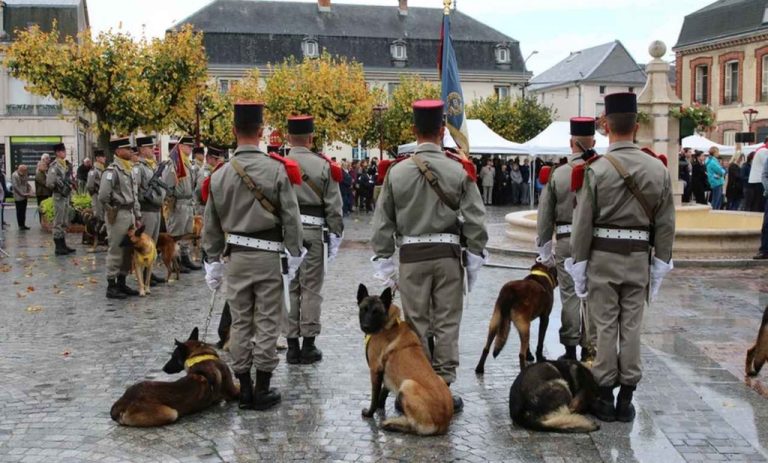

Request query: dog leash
[{"left": 201, "top": 289, "right": 217, "bottom": 343}]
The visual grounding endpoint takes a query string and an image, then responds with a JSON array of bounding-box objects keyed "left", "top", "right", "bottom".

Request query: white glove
[
  {"left": 535, "top": 238, "right": 555, "bottom": 268},
  {"left": 204, "top": 261, "right": 225, "bottom": 291},
  {"left": 564, "top": 258, "right": 588, "bottom": 298},
  {"left": 328, "top": 233, "right": 342, "bottom": 264},
  {"left": 286, "top": 247, "right": 308, "bottom": 281},
  {"left": 371, "top": 256, "right": 397, "bottom": 288},
  {"left": 465, "top": 250, "right": 489, "bottom": 293},
  {"left": 649, "top": 257, "right": 673, "bottom": 302}
]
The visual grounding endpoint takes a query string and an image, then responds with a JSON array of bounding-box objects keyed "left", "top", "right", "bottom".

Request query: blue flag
[{"left": 439, "top": 10, "right": 469, "bottom": 152}]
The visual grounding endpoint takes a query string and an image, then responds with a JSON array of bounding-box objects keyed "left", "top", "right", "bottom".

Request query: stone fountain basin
[{"left": 504, "top": 205, "right": 763, "bottom": 260}]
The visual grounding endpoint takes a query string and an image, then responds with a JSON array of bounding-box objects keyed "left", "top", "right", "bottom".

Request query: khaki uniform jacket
[
  {"left": 287, "top": 146, "right": 344, "bottom": 237},
  {"left": 134, "top": 160, "right": 165, "bottom": 209},
  {"left": 162, "top": 159, "right": 194, "bottom": 201},
  {"left": 12, "top": 171, "right": 31, "bottom": 201},
  {"left": 536, "top": 154, "right": 583, "bottom": 246},
  {"left": 202, "top": 144, "right": 303, "bottom": 260},
  {"left": 86, "top": 163, "right": 105, "bottom": 196},
  {"left": 371, "top": 143, "right": 488, "bottom": 257},
  {"left": 45, "top": 160, "right": 72, "bottom": 199},
  {"left": 570, "top": 141, "right": 675, "bottom": 263},
  {"left": 98, "top": 161, "right": 141, "bottom": 219}
]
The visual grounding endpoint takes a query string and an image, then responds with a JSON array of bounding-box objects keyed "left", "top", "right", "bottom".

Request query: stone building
[
  {"left": 174, "top": 0, "right": 530, "bottom": 158},
  {"left": 674, "top": 0, "right": 768, "bottom": 145},
  {"left": 0, "top": 0, "right": 92, "bottom": 175}
]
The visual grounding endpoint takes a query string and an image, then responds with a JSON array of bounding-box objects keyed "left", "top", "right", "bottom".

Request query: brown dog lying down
[
  {"left": 747, "top": 305, "right": 768, "bottom": 377},
  {"left": 475, "top": 262, "right": 558, "bottom": 373},
  {"left": 110, "top": 327, "right": 239, "bottom": 427},
  {"left": 357, "top": 284, "right": 453, "bottom": 435}
]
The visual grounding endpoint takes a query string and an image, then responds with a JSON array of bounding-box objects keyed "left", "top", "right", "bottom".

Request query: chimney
[
  {"left": 0, "top": 1, "right": 6, "bottom": 40},
  {"left": 318, "top": 0, "right": 331, "bottom": 13},
  {"left": 398, "top": 0, "right": 408, "bottom": 16}
]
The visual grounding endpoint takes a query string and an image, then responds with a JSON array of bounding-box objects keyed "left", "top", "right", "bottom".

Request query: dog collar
[
  {"left": 363, "top": 316, "right": 402, "bottom": 349},
  {"left": 184, "top": 354, "right": 219, "bottom": 369},
  {"left": 530, "top": 269, "right": 556, "bottom": 288}
]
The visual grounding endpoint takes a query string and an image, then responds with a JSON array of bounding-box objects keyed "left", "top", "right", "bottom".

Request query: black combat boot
[
  {"left": 180, "top": 254, "right": 202, "bottom": 271},
  {"left": 54, "top": 238, "right": 69, "bottom": 256},
  {"left": 253, "top": 370, "right": 281, "bottom": 410},
  {"left": 591, "top": 386, "right": 617, "bottom": 422},
  {"left": 558, "top": 345, "right": 577, "bottom": 361},
  {"left": 236, "top": 372, "right": 254, "bottom": 410},
  {"left": 286, "top": 338, "right": 301, "bottom": 364},
  {"left": 446, "top": 383, "right": 464, "bottom": 413},
  {"left": 615, "top": 384, "right": 637, "bottom": 422},
  {"left": 106, "top": 278, "right": 127, "bottom": 299},
  {"left": 62, "top": 236, "right": 76, "bottom": 253},
  {"left": 149, "top": 273, "right": 166, "bottom": 286},
  {"left": 300, "top": 337, "right": 323, "bottom": 364},
  {"left": 116, "top": 275, "right": 139, "bottom": 297}
]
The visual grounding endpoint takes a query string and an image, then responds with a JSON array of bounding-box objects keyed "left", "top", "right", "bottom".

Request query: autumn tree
[
  {"left": 466, "top": 95, "right": 556, "bottom": 143},
  {"left": 171, "top": 83, "right": 235, "bottom": 148},
  {"left": 5, "top": 24, "right": 207, "bottom": 150},
  {"left": 376, "top": 75, "right": 440, "bottom": 154}
]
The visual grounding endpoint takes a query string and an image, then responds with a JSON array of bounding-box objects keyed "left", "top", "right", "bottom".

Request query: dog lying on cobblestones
[
  {"left": 746, "top": 305, "right": 768, "bottom": 377},
  {"left": 475, "top": 262, "right": 558, "bottom": 374},
  {"left": 509, "top": 359, "right": 599, "bottom": 433},
  {"left": 110, "top": 327, "right": 240, "bottom": 427},
  {"left": 357, "top": 284, "right": 453, "bottom": 436}
]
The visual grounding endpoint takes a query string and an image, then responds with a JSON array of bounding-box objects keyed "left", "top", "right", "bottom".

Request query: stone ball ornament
[{"left": 649, "top": 40, "right": 667, "bottom": 59}]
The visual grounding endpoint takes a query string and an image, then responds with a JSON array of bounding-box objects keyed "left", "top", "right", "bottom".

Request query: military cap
[
  {"left": 570, "top": 117, "right": 596, "bottom": 136},
  {"left": 207, "top": 145, "right": 228, "bottom": 159},
  {"left": 234, "top": 101, "right": 265, "bottom": 128},
  {"left": 412, "top": 100, "right": 444, "bottom": 133},
  {"left": 53, "top": 143, "right": 66, "bottom": 152},
  {"left": 287, "top": 115, "right": 314, "bottom": 135},
  {"left": 192, "top": 146, "right": 205, "bottom": 155},
  {"left": 94, "top": 149, "right": 106, "bottom": 158},
  {"left": 179, "top": 136, "right": 195, "bottom": 145},
  {"left": 604, "top": 92, "right": 637, "bottom": 115},
  {"left": 136, "top": 136, "right": 155, "bottom": 147},
  {"left": 109, "top": 137, "right": 133, "bottom": 152}
]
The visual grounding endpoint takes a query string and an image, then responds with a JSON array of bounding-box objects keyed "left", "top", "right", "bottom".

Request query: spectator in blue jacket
[{"left": 706, "top": 147, "right": 726, "bottom": 210}]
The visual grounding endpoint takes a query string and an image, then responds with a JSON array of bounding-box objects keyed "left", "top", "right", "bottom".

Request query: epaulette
[
  {"left": 314, "top": 152, "right": 343, "bottom": 183},
  {"left": 268, "top": 152, "right": 302, "bottom": 185},
  {"left": 376, "top": 156, "right": 409, "bottom": 185},
  {"left": 538, "top": 165, "right": 553, "bottom": 184},
  {"left": 640, "top": 147, "right": 668, "bottom": 168},
  {"left": 445, "top": 149, "right": 477, "bottom": 182},
  {"left": 571, "top": 154, "right": 601, "bottom": 191}
]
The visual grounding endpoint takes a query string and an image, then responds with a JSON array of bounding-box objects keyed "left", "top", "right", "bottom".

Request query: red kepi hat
[
  {"left": 234, "top": 101, "right": 265, "bottom": 131},
  {"left": 604, "top": 92, "right": 637, "bottom": 115},
  {"left": 287, "top": 115, "right": 314, "bottom": 135},
  {"left": 570, "top": 117, "right": 596, "bottom": 136},
  {"left": 412, "top": 100, "right": 444, "bottom": 133}
]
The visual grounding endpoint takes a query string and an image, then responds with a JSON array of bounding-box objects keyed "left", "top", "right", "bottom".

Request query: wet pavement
[{"left": 1, "top": 206, "right": 768, "bottom": 462}]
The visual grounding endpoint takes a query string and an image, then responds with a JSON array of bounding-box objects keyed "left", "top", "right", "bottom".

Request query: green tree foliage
[
  {"left": 467, "top": 95, "right": 556, "bottom": 143},
  {"left": 376, "top": 75, "right": 440, "bottom": 154}
]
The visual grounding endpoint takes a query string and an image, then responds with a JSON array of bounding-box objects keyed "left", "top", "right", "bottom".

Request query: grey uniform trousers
[
  {"left": 142, "top": 211, "right": 161, "bottom": 243},
  {"left": 52, "top": 195, "right": 71, "bottom": 239},
  {"left": 398, "top": 256, "right": 464, "bottom": 384},
  {"left": 226, "top": 249, "right": 284, "bottom": 374},
  {"left": 286, "top": 226, "right": 325, "bottom": 338},
  {"left": 167, "top": 199, "right": 193, "bottom": 256},
  {"left": 587, "top": 249, "right": 649, "bottom": 387},
  {"left": 556, "top": 237, "right": 589, "bottom": 347},
  {"left": 105, "top": 209, "right": 134, "bottom": 279}
]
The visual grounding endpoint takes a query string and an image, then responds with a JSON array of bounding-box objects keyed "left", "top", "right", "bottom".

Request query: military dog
[
  {"left": 110, "top": 327, "right": 239, "bottom": 427},
  {"left": 156, "top": 232, "right": 181, "bottom": 282},
  {"left": 746, "top": 305, "right": 768, "bottom": 376},
  {"left": 122, "top": 224, "right": 157, "bottom": 296},
  {"left": 357, "top": 284, "right": 453, "bottom": 435},
  {"left": 475, "top": 262, "right": 558, "bottom": 373},
  {"left": 509, "top": 360, "right": 599, "bottom": 433}
]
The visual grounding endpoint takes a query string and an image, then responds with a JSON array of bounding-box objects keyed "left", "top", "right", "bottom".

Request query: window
[
  {"left": 762, "top": 55, "right": 768, "bottom": 102},
  {"left": 565, "top": 87, "right": 570, "bottom": 99},
  {"left": 217, "top": 78, "right": 240, "bottom": 94},
  {"left": 391, "top": 40, "right": 407, "bottom": 61},
  {"left": 599, "top": 85, "right": 606, "bottom": 95},
  {"left": 495, "top": 85, "right": 510, "bottom": 99},
  {"left": 695, "top": 65, "right": 709, "bottom": 104},
  {"left": 723, "top": 129, "right": 737, "bottom": 146},
  {"left": 628, "top": 87, "right": 635, "bottom": 93},
  {"left": 595, "top": 102, "right": 605, "bottom": 118},
  {"left": 724, "top": 60, "right": 739, "bottom": 104},
  {"left": 495, "top": 47, "right": 510, "bottom": 64},
  {"left": 387, "top": 82, "right": 400, "bottom": 97},
  {"left": 302, "top": 38, "right": 319, "bottom": 58}
]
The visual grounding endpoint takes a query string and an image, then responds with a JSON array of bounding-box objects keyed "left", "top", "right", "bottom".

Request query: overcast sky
[{"left": 87, "top": 0, "right": 708, "bottom": 74}]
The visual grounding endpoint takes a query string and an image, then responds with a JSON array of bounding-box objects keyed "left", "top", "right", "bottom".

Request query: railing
[
  {"left": 36, "top": 105, "right": 62, "bottom": 116},
  {"left": 5, "top": 104, "right": 63, "bottom": 116}
]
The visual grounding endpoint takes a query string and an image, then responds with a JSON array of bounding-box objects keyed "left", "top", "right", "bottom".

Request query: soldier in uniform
[
  {"left": 371, "top": 100, "right": 488, "bottom": 411},
  {"left": 99, "top": 137, "right": 142, "bottom": 300},
  {"left": 568, "top": 93, "right": 675, "bottom": 422},
  {"left": 536, "top": 117, "right": 598, "bottom": 361},
  {"left": 134, "top": 136, "right": 167, "bottom": 284},
  {"left": 86, "top": 149, "right": 108, "bottom": 246},
  {"left": 203, "top": 102, "right": 304, "bottom": 411},
  {"left": 191, "top": 146, "right": 205, "bottom": 215},
  {"left": 162, "top": 136, "right": 202, "bottom": 272},
  {"left": 284, "top": 115, "right": 343, "bottom": 365},
  {"left": 194, "top": 145, "right": 224, "bottom": 206},
  {"left": 46, "top": 143, "right": 76, "bottom": 255}
]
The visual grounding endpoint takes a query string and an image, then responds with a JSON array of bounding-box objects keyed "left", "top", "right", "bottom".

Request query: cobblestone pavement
[{"left": 2, "top": 206, "right": 768, "bottom": 462}]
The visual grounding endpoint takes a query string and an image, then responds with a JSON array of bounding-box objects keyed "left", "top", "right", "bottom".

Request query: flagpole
[{"left": 443, "top": 0, "right": 451, "bottom": 15}]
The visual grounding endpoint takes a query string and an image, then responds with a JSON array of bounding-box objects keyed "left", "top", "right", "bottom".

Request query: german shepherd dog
[
  {"left": 475, "top": 262, "right": 558, "bottom": 373},
  {"left": 746, "top": 305, "right": 768, "bottom": 376},
  {"left": 121, "top": 225, "right": 157, "bottom": 297},
  {"left": 509, "top": 360, "right": 599, "bottom": 433},
  {"left": 81, "top": 209, "right": 107, "bottom": 250},
  {"left": 156, "top": 232, "right": 181, "bottom": 282},
  {"left": 110, "top": 327, "right": 239, "bottom": 427},
  {"left": 357, "top": 284, "right": 453, "bottom": 436}
]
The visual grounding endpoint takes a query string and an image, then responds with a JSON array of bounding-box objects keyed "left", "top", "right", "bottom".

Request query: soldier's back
[{"left": 289, "top": 148, "right": 329, "bottom": 207}]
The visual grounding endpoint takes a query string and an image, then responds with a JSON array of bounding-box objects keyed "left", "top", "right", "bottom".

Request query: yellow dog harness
[
  {"left": 530, "top": 269, "right": 556, "bottom": 288},
  {"left": 184, "top": 354, "right": 219, "bottom": 369}
]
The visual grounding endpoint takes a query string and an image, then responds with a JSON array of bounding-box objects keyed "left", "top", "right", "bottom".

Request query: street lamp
[
  {"left": 744, "top": 108, "right": 759, "bottom": 132},
  {"left": 373, "top": 104, "right": 388, "bottom": 159},
  {"left": 521, "top": 51, "right": 538, "bottom": 99}
]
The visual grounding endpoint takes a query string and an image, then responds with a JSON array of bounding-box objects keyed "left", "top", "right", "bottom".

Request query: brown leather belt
[
  {"left": 592, "top": 237, "right": 649, "bottom": 255},
  {"left": 399, "top": 243, "right": 461, "bottom": 264},
  {"left": 299, "top": 205, "right": 325, "bottom": 218}
]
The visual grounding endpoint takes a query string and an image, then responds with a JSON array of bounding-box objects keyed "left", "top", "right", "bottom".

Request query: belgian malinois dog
[
  {"left": 475, "top": 262, "right": 558, "bottom": 373},
  {"left": 746, "top": 305, "right": 768, "bottom": 376},
  {"left": 121, "top": 224, "right": 157, "bottom": 296},
  {"left": 357, "top": 284, "right": 453, "bottom": 435},
  {"left": 110, "top": 327, "right": 239, "bottom": 427},
  {"left": 156, "top": 232, "right": 181, "bottom": 282},
  {"left": 509, "top": 360, "right": 599, "bottom": 433}
]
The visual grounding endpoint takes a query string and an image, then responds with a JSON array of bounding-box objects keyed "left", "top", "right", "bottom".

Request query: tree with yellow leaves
[
  {"left": 5, "top": 24, "right": 207, "bottom": 151},
  {"left": 377, "top": 75, "right": 440, "bottom": 154},
  {"left": 171, "top": 83, "right": 236, "bottom": 148}
]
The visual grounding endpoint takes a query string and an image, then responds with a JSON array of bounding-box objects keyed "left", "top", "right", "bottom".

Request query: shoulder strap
[
  {"left": 300, "top": 168, "right": 325, "bottom": 200},
  {"left": 411, "top": 154, "right": 460, "bottom": 211},
  {"left": 603, "top": 154, "right": 655, "bottom": 224},
  {"left": 229, "top": 159, "right": 279, "bottom": 216}
]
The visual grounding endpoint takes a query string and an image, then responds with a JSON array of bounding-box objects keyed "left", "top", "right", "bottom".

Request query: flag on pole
[
  {"left": 438, "top": 3, "right": 469, "bottom": 152},
  {"left": 169, "top": 142, "right": 187, "bottom": 180}
]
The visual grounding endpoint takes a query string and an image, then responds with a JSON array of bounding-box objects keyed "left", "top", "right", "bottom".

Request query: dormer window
[
  {"left": 495, "top": 43, "right": 511, "bottom": 64},
  {"left": 302, "top": 38, "right": 319, "bottom": 58},
  {"left": 391, "top": 40, "right": 407, "bottom": 61}
]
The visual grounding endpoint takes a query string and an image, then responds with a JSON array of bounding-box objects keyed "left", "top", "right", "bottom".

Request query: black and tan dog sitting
[
  {"left": 357, "top": 284, "right": 453, "bottom": 435},
  {"left": 509, "top": 359, "right": 599, "bottom": 433},
  {"left": 110, "top": 327, "right": 239, "bottom": 427},
  {"left": 747, "top": 305, "right": 768, "bottom": 377}
]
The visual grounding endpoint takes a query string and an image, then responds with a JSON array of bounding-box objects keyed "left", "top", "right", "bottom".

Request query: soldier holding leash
[
  {"left": 162, "top": 136, "right": 201, "bottom": 272},
  {"left": 46, "top": 143, "right": 76, "bottom": 256},
  {"left": 568, "top": 93, "right": 675, "bottom": 423},
  {"left": 135, "top": 136, "right": 167, "bottom": 285}
]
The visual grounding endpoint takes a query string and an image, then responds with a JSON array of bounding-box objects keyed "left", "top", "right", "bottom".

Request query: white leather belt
[
  {"left": 593, "top": 228, "right": 649, "bottom": 241},
  {"left": 300, "top": 214, "right": 326, "bottom": 227},
  {"left": 401, "top": 233, "right": 461, "bottom": 245},
  {"left": 556, "top": 224, "right": 572, "bottom": 234},
  {"left": 226, "top": 234, "right": 284, "bottom": 252}
]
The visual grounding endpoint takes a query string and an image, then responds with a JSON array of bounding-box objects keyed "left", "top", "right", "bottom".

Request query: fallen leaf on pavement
[
  {"left": 16, "top": 292, "right": 26, "bottom": 298},
  {"left": 88, "top": 277, "right": 98, "bottom": 284},
  {"left": 26, "top": 305, "right": 43, "bottom": 312},
  {"left": 26, "top": 286, "right": 35, "bottom": 292},
  {"left": 61, "top": 350, "right": 70, "bottom": 357}
]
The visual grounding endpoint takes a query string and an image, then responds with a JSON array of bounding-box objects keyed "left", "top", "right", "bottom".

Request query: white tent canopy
[
  {"left": 522, "top": 121, "right": 610, "bottom": 156},
  {"left": 681, "top": 134, "right": 735, "bottom": 155},
  {"left": 397, "top": 119, "right": 528, "bottom": 155}
]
